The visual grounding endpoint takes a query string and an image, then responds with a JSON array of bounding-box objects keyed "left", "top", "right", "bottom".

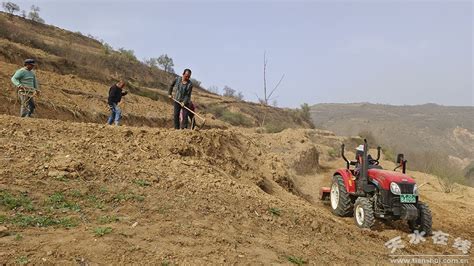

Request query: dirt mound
[{"left": 0, "top": 115, "right": 472, "bottom": 264}]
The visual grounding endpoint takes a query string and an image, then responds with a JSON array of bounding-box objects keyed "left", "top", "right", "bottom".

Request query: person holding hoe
[
  {"left": 11, "top": 59, "right": 40, "bottom": 118},
  {"left": 168, "top": 68, "right": 193, "bottom": 129}
]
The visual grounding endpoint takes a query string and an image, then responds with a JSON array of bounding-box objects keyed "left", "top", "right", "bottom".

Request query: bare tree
[
  {"left": 223, "top": 86, "right": 236, "bottom": 97},
  {"left": 257, "top": 51, "right": 284, "bottom": 126},
  {"left": 2, "top": 2, "right": 20, "bottom": 15},
  {"left": 260, "top": 51, "right": 284, "bottom": 105},
  {"left": 157, "top": 54, "right": 175, "bottom": 73},
  {"left": 207, "top": 85, "right": 219, "bottom": 95},
  {"left": 223, "top": 86, "right": 244, "bottom": 100},
  {"left": 28, "top": 5, "right": 44, "bottom": 23}
]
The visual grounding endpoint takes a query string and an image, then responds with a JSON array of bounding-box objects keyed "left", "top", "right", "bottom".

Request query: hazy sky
[{"left": 15, "top": 0, "right": 473, "bottom": 107}]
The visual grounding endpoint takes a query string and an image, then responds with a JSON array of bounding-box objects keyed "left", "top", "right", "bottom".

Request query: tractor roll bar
[
  {"left": 341, "top": 144, "right": 350, "bottom": 169},
  {"left": 375, "top": 146, "right": 381, "bottom": 161}
]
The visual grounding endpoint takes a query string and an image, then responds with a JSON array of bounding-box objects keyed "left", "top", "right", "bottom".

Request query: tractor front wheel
[
  {"left": 408, "top": 202, "right": 432, "bottom": 235},
  {"left": 330, "top": 175, "right": 353, "bottom": 216},
  {"left": 354, "top": 197, "right": 375, "bottom": 228}
]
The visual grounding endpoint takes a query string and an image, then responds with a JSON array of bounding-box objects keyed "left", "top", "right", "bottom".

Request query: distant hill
[{"left": 310, "top": 103, "right": 474, "bottom": 183}]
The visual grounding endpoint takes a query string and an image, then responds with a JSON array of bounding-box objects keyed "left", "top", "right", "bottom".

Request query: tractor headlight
[
  {"left": 413, "top": 184, "right": 418, "bottom": 195},
  {"left": 390, "top": 182, "right": 401, "bottom": 195}
]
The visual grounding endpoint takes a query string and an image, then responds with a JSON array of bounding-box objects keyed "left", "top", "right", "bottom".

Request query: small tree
[
  {"left": 144, "top": 58, "right": 158, "bottom": 68},
  {"left": 236, "top": 91, "right": 244, "bottom": 100},
  {"left": 190, "top": 78, "right": 201, "bottom": 88},
  {"left": 118, "top": 48, "right": 137, "bottom": 61},
  {"left": 223, "top": 86, "right": 236, "bottom": 97},
  {"left": 208, "top": 85, "right": 219, "bottom": 95},
  {"left": 157, "top": 54, "right": 175, "bottom": 73},
  {"left": 259, "top": 51, "right": 284, "bottom": 105},
  {"left": 223, "top": 86, "right": 244, "bottom": 100},
  {"left": 2, "top": 2, "right": 20, "bottom": 15},
  {"left": 102, "top": 42, "right": 113, "bottom": 55},
  {"left": 256, "top": 51, "right": 284, "bottom": 127},
  {"left": 28, "top": 5, "right": 44, "bottom": 23},
  {"left": 299, "top": 103, "right": 314, "bottom": 127},
  {"left": 20, "top": 9, "right": 26, "bottom": 18}
]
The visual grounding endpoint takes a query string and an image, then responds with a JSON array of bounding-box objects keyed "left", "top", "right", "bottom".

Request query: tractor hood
[{"left": 368, "top": 169, "right": 416, "bottom": 190}]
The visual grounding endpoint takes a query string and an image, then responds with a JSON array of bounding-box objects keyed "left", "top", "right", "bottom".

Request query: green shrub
[
  {"left": 0, "top": 191, "right": 34, "bottom": 211},
  {"left": 327, "top": 148, "right": 338, "bottom": 159},
  {"left": 9, "top": 215, "right": 77, "bottom": 228},
  {"left": 118, "top": 48, "right": 137, "bottom": 61},
  {"left": 264, "top": 121, "right": 289, "bottom": 133},
  {"left": 286, "top": 103, "right": 314, "bottom": 128},
  {"left": 93, "top": 227, "right": 112, "bottom": 237},
  {"left": 268, "top": 207, "right": 281, "bottom": 216},
  {"left": 221, "top": 110, "right": 252, "bottom": 127},
  {"left": 206, "top": 105, "right": 253, "bottom": 127},
  {"left": 47, "top": 192, "right": 81, "bottom": 211},
  {"left": 287, "top": 256, "right": 306, "bottom": 265},
  {"left": 128, "top": 85, "right": 161, "bottom": 101}
]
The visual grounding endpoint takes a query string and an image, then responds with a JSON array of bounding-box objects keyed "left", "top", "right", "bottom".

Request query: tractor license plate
[{"left": 400, "top": 194, "right": 416, "bottom": 203}]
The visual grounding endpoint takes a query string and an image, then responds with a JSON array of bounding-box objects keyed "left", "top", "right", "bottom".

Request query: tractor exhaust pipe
[{"left": 395, "top": 154, "right": 407, "bottom": 174}]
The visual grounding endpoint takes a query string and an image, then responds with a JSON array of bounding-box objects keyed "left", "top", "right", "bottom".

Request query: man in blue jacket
[
  {"left": 168, "top": 69, "right": 193, "bottom": 129},
  {"left": 107, "top": 80, "right": 128, "bottom": 126}
]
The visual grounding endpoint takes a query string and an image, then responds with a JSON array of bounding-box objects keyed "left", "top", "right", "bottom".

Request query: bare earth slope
[{"left": 0, "top": 115, "right": 472, "bottom": 264}]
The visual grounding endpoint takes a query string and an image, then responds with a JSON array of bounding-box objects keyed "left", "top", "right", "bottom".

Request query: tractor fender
[
  {"left": 334, "top": 169, "right": 356, "bottom": 193},
  {"left": 370, "top": 179, "right": 381, "bottom": 190}
]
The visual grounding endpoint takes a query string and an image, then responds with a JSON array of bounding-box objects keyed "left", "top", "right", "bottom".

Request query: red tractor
[{"left": 320, "top": 140, "right": 432, "bottom": 234}]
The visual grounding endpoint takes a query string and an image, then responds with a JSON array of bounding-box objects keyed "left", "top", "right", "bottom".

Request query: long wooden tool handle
[{"left": 171, "top": 98, "right": 206, "bottom": 121}]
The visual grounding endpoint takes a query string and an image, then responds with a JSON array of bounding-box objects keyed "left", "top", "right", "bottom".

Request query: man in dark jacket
[
  {"left": 168, "top": 69, "right": 193, "bottom": 129},
  {"left": 107, "top": 80, "right": 128, "bottom": 126}
]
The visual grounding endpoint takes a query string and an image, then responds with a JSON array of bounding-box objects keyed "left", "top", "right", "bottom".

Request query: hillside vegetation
[{"left": 0, "top": 11, "right": 313, "bottom": 131}]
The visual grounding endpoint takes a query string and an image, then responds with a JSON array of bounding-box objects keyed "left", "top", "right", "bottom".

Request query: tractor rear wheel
[
  {"left": 408, "top": 202, "right": 432, "bottom": 235},
  {"left": 354, "top": 197, "right": 375, "bottom": 228},
  {"left": 330, "top": 174, "right": 353, "bottom": 216}
]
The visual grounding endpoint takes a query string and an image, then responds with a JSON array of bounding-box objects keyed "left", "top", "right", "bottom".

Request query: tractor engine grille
[{"left": 399, "top": 183, "right": 415, "bottom": 194}]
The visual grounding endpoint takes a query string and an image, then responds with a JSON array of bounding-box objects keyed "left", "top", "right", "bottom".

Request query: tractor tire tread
[
  {"left": 354, "top": 197, "right": 375, "bottom": 228},
  {"left": 332, "top": 175, "right": 353, "bottom": 217},
  {"left": 408, "top": 201, "right": 432, "bottom": 236}
]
